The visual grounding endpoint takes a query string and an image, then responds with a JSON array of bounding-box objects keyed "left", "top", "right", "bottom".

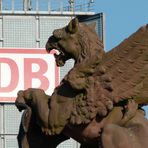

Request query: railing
[{"left": 0, "top": 0, "right": 94, "bottom": 12}]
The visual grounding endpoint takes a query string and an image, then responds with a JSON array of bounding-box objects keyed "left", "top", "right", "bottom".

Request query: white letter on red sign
[
  {"left": 0, "top": 58, "right": 19, "bottom": 92},
  {"left": 24, "top": 58, "right": 49, "bottom": 90}
]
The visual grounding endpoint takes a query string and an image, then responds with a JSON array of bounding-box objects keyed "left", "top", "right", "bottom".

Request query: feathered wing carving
[{"left": 100, "top": 24, "right": 148, "bottom": 105}]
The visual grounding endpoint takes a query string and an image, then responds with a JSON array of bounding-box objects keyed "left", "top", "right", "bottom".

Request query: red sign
[{"left": 0, "top": 48, "right": 59, "bottom": 102}]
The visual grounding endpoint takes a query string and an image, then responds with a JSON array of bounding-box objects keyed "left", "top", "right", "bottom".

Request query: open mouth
[
  {"left": 46, "top": 45, "right": 67, "bottom": 67},
  {"left": 46, "top": 37, "right": 69, "bottom": 67},
  {"left": 54, "top": 48, "right": 71, "bottom": 67},
  {"left": 53, "top": 49, "right": 66, "bottom": 67}
]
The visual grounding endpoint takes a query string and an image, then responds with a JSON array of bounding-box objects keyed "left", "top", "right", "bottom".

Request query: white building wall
[
  {"left": 0, "top": 14, "right": 77, "bottom": 148},
  {"left": 0, "top": 12, "right": 104, "bottom": 148}
]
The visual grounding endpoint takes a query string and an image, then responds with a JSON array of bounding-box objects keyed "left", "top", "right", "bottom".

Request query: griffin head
[{"left": 46, "top": 18, "right": 103, "bottom": 67}]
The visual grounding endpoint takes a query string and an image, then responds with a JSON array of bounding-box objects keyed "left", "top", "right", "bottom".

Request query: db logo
[{"left": 0, "top": 48, "right": 59, "bottom": 102}]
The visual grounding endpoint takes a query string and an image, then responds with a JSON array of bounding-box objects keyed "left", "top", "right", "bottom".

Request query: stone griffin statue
[{"left": 15, "top": 18, "right": 148, "bottom": 148}]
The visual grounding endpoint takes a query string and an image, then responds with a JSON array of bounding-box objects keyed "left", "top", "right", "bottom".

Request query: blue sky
[
  {"left": 94, "top": 0, "right": 148, "bottom": 51},
  {"left": 94, "top": 0, "right": 148, "bottom": 114}
]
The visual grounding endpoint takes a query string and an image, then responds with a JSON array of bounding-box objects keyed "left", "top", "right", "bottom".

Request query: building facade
[{"left": 0, "top": 0, "right": 105, "bottom": 147}]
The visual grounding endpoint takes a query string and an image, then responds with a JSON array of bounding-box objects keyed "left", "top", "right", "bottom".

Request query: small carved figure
[{"left": 16, "top": 18, "right": 148, "bottom": 148}]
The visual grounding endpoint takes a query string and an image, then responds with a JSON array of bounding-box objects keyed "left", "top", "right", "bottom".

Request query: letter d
[{"left": 0, "top": 58, "right": 19, "bottom": 92}]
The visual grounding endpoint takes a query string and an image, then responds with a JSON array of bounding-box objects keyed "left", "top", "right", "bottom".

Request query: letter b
[{"left": 24, "top": 58, "right": 49, "bottom": 91}]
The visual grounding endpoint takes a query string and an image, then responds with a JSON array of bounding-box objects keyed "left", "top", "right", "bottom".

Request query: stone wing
[{"left": 100, "top": 24, "right": 148, "bottom": 105}]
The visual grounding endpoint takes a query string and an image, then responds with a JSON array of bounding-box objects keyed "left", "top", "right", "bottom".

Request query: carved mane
[{"left": 77, "top": 23, "right": 104, "bottom": 64}]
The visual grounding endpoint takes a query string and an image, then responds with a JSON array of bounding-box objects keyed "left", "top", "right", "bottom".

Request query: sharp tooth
[{"left": 54, "top": 53, "right": 58, "bottom": 57}]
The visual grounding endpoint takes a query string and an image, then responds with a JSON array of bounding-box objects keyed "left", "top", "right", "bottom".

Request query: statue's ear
[
  {"left": 67, "top": 18, "right": 79, "bottom": 34},
  {"left": 88, "top": 22, "right": 96, "bottom": 30}
]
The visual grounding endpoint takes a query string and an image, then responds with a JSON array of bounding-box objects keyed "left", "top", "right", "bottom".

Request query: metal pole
[
  {"left": 69, "top": 0, "right": 74, "bottom": 12},
  {"left": 28, "top": 0, "right": 32, "bottom": 10},
  {"left": 0, "top": 0, "right": 2, "bottom": 11},
  {"left": 23, "top": 0, "right": 32, "bottom": 11},
  {"left": 36, "top": 0, "right": 39, "bottom": 12},
  {"left": 60, "top": 1, "right": 63, "bottom": 13},
  {"left": 23, "top": 0, "right": 26, "bottom": 11},
  {"left": 48, "top": 0, "right": 50, "bottom": 13},
  {"left": 12, "top": 0, "right": 14, "bottom": 12}
]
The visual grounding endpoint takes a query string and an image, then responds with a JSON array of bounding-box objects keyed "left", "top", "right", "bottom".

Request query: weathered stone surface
[{"left": 15, "top": 19, "right": 148, "bottom": 148}]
